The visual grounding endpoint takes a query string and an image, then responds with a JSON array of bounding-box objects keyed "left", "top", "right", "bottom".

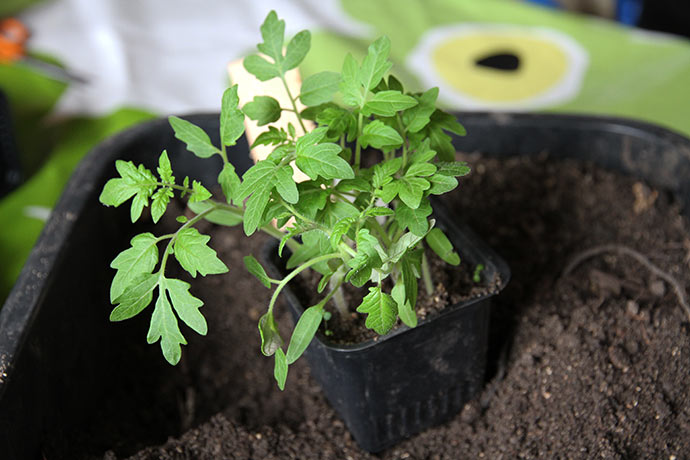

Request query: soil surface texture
[{"left": 91, "top": 153, "right": 689, "bottom": 460}]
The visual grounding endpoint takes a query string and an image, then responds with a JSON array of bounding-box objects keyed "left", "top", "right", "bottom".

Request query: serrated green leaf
[
  {"left": 218, "top": 162, "right": 241, "bottom": 204},
  {"left": 365, "top": 207, "right": 394, "bottom": 217},
  {"left": 360, "top": 120, "right": 403, "bottom": 150},
  {"left": 110, "top": 273, "right": 158, "bottom": 321},
  {"left": 274, "top": 348, "right": 288, "bottom": 390},
  {"left": 238, "top": 161, "right": 281, "bottom": 200},
  {"left": 340, "top": 53, "right": 362, "bottom": 107},
  {"left": 315, "top": 105, "right": 356, "bottom": 139},
  {"left": 336, "top": 177, "right": 372, "bottom": 193},
  {"left": 147, "top": 287, "right": 186, "bottom": 365},
  {"left": 406, "top": 162, "right": 436, "bottom": 178},
  {"left": 428, "top": 173, "right": 458, "bottom": 195},
  {"left": 426, "top": 228, "right": 460, "bottom": 265},
  {"left": 274, "top": 165, "right": 299, "bottom": 204},
  {"left": 257, "top": 10, "right": 285, "bottom": 64},
  {"left": 283, "top": 29, "right": 310, "bottom": 71},
  {"left": 157, "top": 150, "right": 174, "bottom": 184},
  {"left": 169, "top": 116, "right": 220, "bottom": 159},
  {"left": 220, "top": 85, "right": 245, "bottom": 146},
  {"left": 401, "top": 257, "right": 418, "bottom": 307},
  {"left": 189, "top": 180, "right": 212, "bottom": 203},
  {"left": 359, "top": 36, "right": 392, "bottom": 93},
  {"left": 392, "top": 281, "right": 417, "bottom": 328},
  {"left": 99, "top": 160, "right": 157, "bottom": 222},
  {"left": 166, "top": 278, "right": 207, "bottom": 335},
  {"left": 243, "top": 54, "right": 281, "bottom": 81},
  {"left": 243, "top": 96, "right": 281, "bottom": 126},
  {"left": 346, "top": 229, "right": 384, "bottom": 287},
  {"left": 296, "top": 143, "right": 354, "bottom": 180},
  {"left": 397, "top": 176, "right": 430, "bottom": 209},
  {"left": 244, "top": 255, "right": 271, "bottom": 288},
  {"left": 436, "top": 161, "right": 471, "bottom": 177},
  {"left": 300, "top": 71, "right": 341, "bottom": 106},
  {"left": 110, "top": 232, "right": 159, "bottom": 302},
  {"left": 403, "top": 87, "right": 438, "bottom": 133},
  {"left": 330, "top": 216, "right": 356, "bottom": 249},
  {"left": 362, "top": 90, "right": 418, "bottom": 117},
  {"left": 286, "top": 305, "right": 323, "bottom": 364},
  {"left": 243, "top": 188, "right": 271, "bottom": 236},
  {"left": 259, "top": 312, "right": 283, "bottom": 356},
  {"left": 356, "top": 286, "right": 397, "bottom": 335},
  {"left": 251, "top": 126, "right": 288, "bottom": 147},
  {"left": 188, "top": 201, "right": 243, "bottom": 227},
  {"left": 151, "top": 187, "right": 173, "bottom": 223},
  {"left": 396, "top": 200, "right": 432, "bottom": 236},
  {"left": 174, "top": 227, "right": 228, "bottom": 277}
]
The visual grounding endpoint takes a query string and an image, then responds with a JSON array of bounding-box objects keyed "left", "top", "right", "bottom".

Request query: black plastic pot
[
  {"left": 0, "top": 113, "right": 689, "bottom": 459},
  {"left": 262, "top": 209, "right": 510, "bottom": 452}
]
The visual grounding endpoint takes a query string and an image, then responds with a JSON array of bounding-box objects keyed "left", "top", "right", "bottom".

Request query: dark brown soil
[{"left": 102, "top": 153, "right": 689, "bottom": 460}]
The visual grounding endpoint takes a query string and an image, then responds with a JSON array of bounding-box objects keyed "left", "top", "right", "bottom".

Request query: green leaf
[
  {"left": 406, "top": 162, "right": 436, "bottom": 178},
  {"left": 257, "top": 10, "right": 285, "bottom": 64},
  {"left": 300, "top": 71, "right": 341, "bottom": 106},
  {"left": 168, "top": 116, "right": 220, "bottom": 159},
  {"left": 362, "top": 90, "right": 418, "bottom": 117},
  {"left": 218, "top": 163, "right": 241, "bottom": 204},
  {"left": 274, "top": 348, "right": 288, "bottom": 391},
  {"left": 401, "top": 257, "right": 418, "bottom": 307},
  {"left": 220, "top": 85, "right": 245, "bottom": 146},
  {"left": 274, "top": 165, "right": 299, "bottom": 204},
  {"left": 388, "top": 231, "right": 425, "bottom": 264},
  {"left": 189, "top": 180, "right": 212, "bottom": 203},
  {"left": 188, "top": 201, "right": 243, "bottom": 227},
  {"left": 365, "top": 207, "right": 394, "bottom": 217},
  {"left": 110, "top": 273, "right": 158, "bottom": 321},
  {"left": 340, "top": 53, "right": 362, "bottom": 107},
  {"left": 243, "top": 96, "right": 281, "bottom": 126},
  {"left": 433, "top": 109, "right": 467, "bottom": 136},
  {"left": 174, "top": 227, "right": 229, "bottom": 277},
  {"left": 396, "top": 200, "right": 432, "bottom": 236},
  {"left": 151, "top": 187, "right": 173, "bottom": 224},
  {"left": 428, "top": 173, "right": 458, "bottom": 195},
  {"left": 330, "top": 216, "right": 356, "bottom": 249},
  {"left": 166, "top": 278, "right": 207, "bottom": 335},
  {"left": 243, "top": 54, "right": 281, "bottom": 81},
  {"left": 157, "top": 150, "right": 174, "bottom": 184},
  {"left": 403, "top": 87, "right": 438, "bottom": 133},
  {"left": 238, "top": 161, "right": 279, "bottom": 200},
  {"left": 359, "top": 36, "right": 392, "bottom": 93},
  {"left": 392, "top": 281, "right": 417, "bottom": 328},
  {"left": 295, "top": 142, "right": 353, "bottom": 181},
  {"left": 346, "top": 229, "right": 384, "bottom": 287},
  {"left": 243, "top": 188, "right": 271, "bottom": 236},
  {"left": 99, "top": 160, "right": 157, "bottom": 222},
  {"left": 381, "top": 176, "right": 429, "bottom": 209},
  {"left": 336, "top": 177, "right": 372, "bottom": 193},
  {"left": 283, "top": 30, "right": 311, "bottom": 71},
  {"left": 259, "top": 312, "right": 283, "bottom": 356},
  {"left": 147, "top": 287, "right": 187, "bottom": 365},
  {"left": 110, "top": 232, "right": 159, "bottom": 302},
  {"left": 315, "top": 106, "right": 356, "bottom": 139},
  {"left": 356, "top": 286, "right": 397, "bottom": 335},
  {"left": 426, "top": 228, "right": 460, "bottom": 265},
  {"left": 251, "top": 126, "right": 288, "bottom": 147},
  {"left": 244, "top": 255, "right": 271, "bottom": 288},
  {"left": 360, "top": 120, "right": 403, "bottom": 150},
  {"left": 436, "top": 161, "right": 471, "bottom": 177},
  {"left": 286, "top": 305, "right": 323, "bottom": 364}
]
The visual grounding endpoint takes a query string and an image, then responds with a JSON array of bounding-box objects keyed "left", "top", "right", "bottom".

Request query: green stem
[
  {"left": 354, "top": 111, "right": 363, "bottom": 171},
  {"left": 421, "top": 252, "right": 434, "bottom": 295},
  {"left": 267, "top": 253, "right": 342, "bottom": 315},
  {"left": 158, "top": 205, "right": 218, "bottom": 277},
  {"left": 325, "top": 275, "right": 347, "bottom": 317},
  {"left": 280, "top": 75, "right": 307, "bottom": 134}
]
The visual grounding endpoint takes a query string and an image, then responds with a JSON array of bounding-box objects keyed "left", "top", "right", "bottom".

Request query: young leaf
[
  {"left": 359, "top": 36, "right": 392, "bottom": 93},
  {"left": 99, "top": 161, "right": 157, "bottom": 222},
  {"left": 381, "top": 176, "right": 430, "bottom": 209},
  {"left": 174, "top": 227, "right": 229, "bottom": 277},
  {"left": 365, "top": 207, "right": 394, "bottom": 217},
  {"left": 395, "top": 200, "right": 432, "bottom": 236},
  {"left": 283, "top": 30, "right": 311, "bottom": 71},
  {"left": 403, "top": 87, "right": 438, "bottom": 133},
  {"left": 259, "top": 312, "right": 283, "bottom": 356},
  {"left": 189, "top": 180, "right": 212, "bottom": 203},
  {"left": 356, "top": 286, "right": 398, "bottom": 335},
  {"left": 426, "top": 228, "right": 460, "bottom": 265},
  {"left": 257, "top": 10, "right": 285, "bottom": 65},
  {"left": 359, "top": 120, "right": 403, "bottom": 150},
  {"left": 110, "top": 233, "right": 159, "bottom": 302},
  {"left": 330, "top": 216, "right": 356, "bottom": 249},
  {"left": 110, "top": 273, "right": 158, "bottom": 321},
  {"left": 340, "top": 53, "right": 363, "bottom": 107},
  {"left": 274, "top": 165, "right": 299, "bottom": 204},
  {"left": 295, "top": 143, "right": 354, "bottom": 181},
  {"left": 168, "top": 116, "right": 220, "bottom": 159},
  {"left": 392, "top": 282, "right": 417, "bottom": 328},
  {"left": 274, "top": 348, "right": 288, "bottom": 391},
  {"left": 362, "top": 90, "right": 418, "bottom": 117},
  {"left": 243, "top": 54, "right": 281, "bottom": 81},
  {"left": 166, "top": 278, "right": 207, "bottom": 335},
  {"left": 243, "top": 96, "right": 281, "bottom": 126},
  {"left": 286, "top": 305, "right": 323, "bottom": 364},
  {"left": 428, "top": 173, "right": 458, "bottom": 195},
  {"left": 251, "top": 126, "right": 288, "bottom": 147},
  {"left": 300, "top": 71, "right": 341, "bottom": 106},
  {"left": 187, "top": 201, "right": 242, "bottom": 227},
  {"left": 220, "top": 85, "right": 245, "bottom": 146},
  {"left": 218, "top": 162, "right": 241, "bottom": 204},
  {"left": 157, "top": 150, "right": 174, "bottom": 184},
  {"left": 151, "top": 187, "right": 173, "bottom": 224},
  {"left": 244, "top": 255, "right": 272, "bottom": 288},
  {"left": 436, "top": 161, "right": 471, "bottom": 177},
  {"left": 147, "top": 288, "right": 187, "bottom": 365},
  {"left": 243, "top": 188, "right": 271, "bottom": 236},
  {"left": 400, "top": 258, "right": 419, "bottom": 311}
]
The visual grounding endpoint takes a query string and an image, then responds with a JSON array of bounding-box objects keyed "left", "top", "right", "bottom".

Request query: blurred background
[{"left": 0, "top": 0, "right": 688, "bottom": 302}]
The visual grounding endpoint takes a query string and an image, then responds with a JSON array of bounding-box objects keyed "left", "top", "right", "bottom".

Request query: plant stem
[
  {"left": 421, "top": 251, "right": 434, "bottom": 295},
  {"left": 328, "top": 272, "right": 348, "bottom": 317},
  {"left": 354, "top": 111, "right": 363, "bottom": 171},
  {"left": 280, "top": 75, "right": 307, "bottom": 134}
]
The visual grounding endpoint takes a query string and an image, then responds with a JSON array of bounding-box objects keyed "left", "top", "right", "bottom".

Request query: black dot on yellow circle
[{"left": 475, "top": 52, "right": 521, "bottom": 71}]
